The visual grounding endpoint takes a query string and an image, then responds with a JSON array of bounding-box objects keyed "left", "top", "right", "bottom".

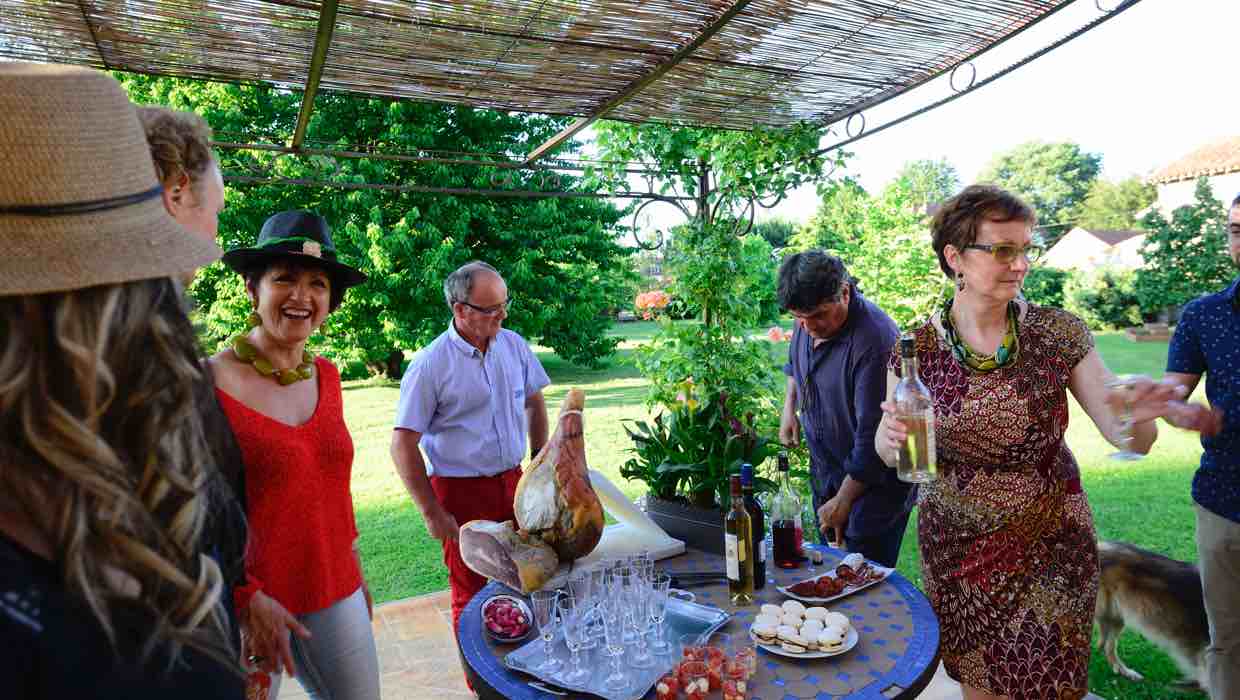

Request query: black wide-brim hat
[{"left": 221, "top": 210, "right": 367, "bottom": 289}]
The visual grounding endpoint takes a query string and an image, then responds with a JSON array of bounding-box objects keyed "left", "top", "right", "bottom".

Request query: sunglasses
[
  {"left": 457, "top": 299, "right": 511, "bottom": 316},
  {"left": 964, "top": 242, "right": 1044, "bottom": 264}
]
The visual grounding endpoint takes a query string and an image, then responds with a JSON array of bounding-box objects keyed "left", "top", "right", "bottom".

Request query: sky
[{"left": 613, "top": 0, "right": 1239, "bottom": 232}]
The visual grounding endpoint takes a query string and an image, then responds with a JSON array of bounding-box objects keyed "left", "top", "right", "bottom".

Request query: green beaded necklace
[
  {"left": 940, "top": 296, "right": 1020, "bottom": 372},
  {"left": 231, "top": 334, "right": 315, "bottom": 386}
]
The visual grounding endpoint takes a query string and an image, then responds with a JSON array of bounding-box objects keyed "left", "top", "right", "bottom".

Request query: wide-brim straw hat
[
  {"left": 0, "top": 62, "right": 221, "bottom": 296},
  {"left": 222, "top": 210, "right": 368, "bottom": 289}
]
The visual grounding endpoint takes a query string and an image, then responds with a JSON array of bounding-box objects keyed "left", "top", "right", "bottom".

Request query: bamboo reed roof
[{"left": 3, "top": 0, "right": 1071, "bottom": 137}]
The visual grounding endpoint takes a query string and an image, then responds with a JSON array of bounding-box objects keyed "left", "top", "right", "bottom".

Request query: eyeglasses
[
  {"left": 964, "top": 243, "right": 1044, "bottom": 264},
  {"left": 457, "top": 298, "right": 511, "bottom": 316}
]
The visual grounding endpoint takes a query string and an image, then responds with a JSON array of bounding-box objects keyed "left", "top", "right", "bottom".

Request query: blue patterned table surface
[{"left": 459, "top": 545, "right": 940, "bottom": 700}]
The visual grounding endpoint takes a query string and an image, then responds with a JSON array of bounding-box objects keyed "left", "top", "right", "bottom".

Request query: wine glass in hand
[{"left": 1106, "top": 375, "right": 1144, "bottom": 461}]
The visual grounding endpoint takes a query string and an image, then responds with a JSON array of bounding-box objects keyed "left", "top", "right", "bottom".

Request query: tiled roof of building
[
  {"left": 1085, "top": 229, "right": 1144, "bottom": 246},
  {"left": 1149, "top": 136, "right": 1240, "bottom": 184}
]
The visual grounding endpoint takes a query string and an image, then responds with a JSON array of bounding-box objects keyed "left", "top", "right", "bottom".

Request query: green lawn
[{"left": 344, "top": 325, "right": 1208, "bottom": 698}]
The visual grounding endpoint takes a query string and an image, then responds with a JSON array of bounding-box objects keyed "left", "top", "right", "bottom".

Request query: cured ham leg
[
  {"left": 458, "top": 520, "right": 559, "bottom": 593},
  {"left": 458, "top": 388, "right": 605, "bottom": 593},
  {"left": 513, "top": 388, "right": 605, "bottom": 561}
]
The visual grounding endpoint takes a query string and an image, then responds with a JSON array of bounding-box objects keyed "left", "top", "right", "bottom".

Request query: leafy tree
[
  {"left": 794, "top": 177, "right": 946, "bottom": 328},
  {"left": 790, "top": 177, "right": 869, "bottom": 254},
  {"left": 750, "top": 216, "right": 797, "bottom": 249},
  {"left": 885, "top": 158, "right": 960, "bottom": 213},
  {"left": 1077, "top": 176, "right": 1157, "bottom": 230},
  {"left": 1064, "top": 267, "right": 1141, "bottom": 330},
  {"left": 119, "top": 75, "right": 634, "bottom": 376},
  {"left": 978, "top": 141, "right": 1102, "bottom": 241},
  {"left": 1021, "top": 267, "right": 1073, "bottom": 309},
  {"left": 1135, "top": 178, "right": 1234, "bottom": 316},
  {"left": 842, "top": 182, "right": 948, "bottom": 329}
]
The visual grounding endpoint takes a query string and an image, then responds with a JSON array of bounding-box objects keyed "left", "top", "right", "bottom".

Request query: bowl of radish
[{"left": 481, "top": 594, "right": 534, "bottom": 644}]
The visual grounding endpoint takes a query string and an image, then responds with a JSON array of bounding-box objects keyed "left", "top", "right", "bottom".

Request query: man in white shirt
[{"left": 391, "top": 261, "right": 549, "bottom": 631}]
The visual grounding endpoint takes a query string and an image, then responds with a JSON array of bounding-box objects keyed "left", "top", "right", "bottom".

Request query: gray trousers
[
  {"left": 269, "top": 586, "right": 380, "bottom": 700},
  {"left": 1197, "top": 505, "right": 1240, "bottom": 700}
]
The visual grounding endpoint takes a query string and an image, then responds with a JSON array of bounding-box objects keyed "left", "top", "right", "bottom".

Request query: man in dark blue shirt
[
  {"left": 1165, "top": 193, "right": 1240, "bottom": 700},
  {"left": 778, "top": 251, "right": 914, "bottom": 567}
]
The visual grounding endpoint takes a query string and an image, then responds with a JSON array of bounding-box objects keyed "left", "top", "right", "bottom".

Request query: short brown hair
[
  {"left": 930, "top": 184, "right": 1036, "bottom": 278},
  {"left": 137, "top": 106, "right": 216, "bottom": 193}
]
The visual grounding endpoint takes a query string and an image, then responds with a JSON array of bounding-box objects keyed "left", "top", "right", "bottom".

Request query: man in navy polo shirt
[
  {"left": 778, "top": 250, "right": 914, "bottom": 567},
  {"left": 1165, "top": 193, "right": 1240, "bottom": 699}
]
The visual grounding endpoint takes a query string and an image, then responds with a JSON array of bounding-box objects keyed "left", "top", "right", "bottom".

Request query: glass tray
[{"left": 504, "top": 597, "right": 729, "bottom": 700}]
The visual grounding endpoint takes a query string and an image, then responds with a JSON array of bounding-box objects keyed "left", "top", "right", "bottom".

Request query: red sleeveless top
[{"left": 217, "top": 357, "right": 361, "bottom": 615}]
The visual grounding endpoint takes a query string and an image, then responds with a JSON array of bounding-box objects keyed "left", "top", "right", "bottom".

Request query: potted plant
[{"left": 622, "top": 394, "right": 779, "bottom": 554}]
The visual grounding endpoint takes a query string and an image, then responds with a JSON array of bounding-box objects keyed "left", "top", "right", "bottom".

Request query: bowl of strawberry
[{"left": 481, "top": 594, "right": 534, "bottom": 644}]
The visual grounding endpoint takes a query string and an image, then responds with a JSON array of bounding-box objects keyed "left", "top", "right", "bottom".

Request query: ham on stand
[{"left": 459, "top": 388, "right": 605, "bottom": 592}]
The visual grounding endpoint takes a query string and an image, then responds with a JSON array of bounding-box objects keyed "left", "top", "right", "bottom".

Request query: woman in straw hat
[
  {"left": 0, "top": 63, "right": 242, "bottom": 696},
  {"left": 211, "top": 210, "right": 378, "bottom": 700}
]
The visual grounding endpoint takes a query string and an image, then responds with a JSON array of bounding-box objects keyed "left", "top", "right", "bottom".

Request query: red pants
[{"left": 431, "top": 468, "right": 522, "bottom": 635}]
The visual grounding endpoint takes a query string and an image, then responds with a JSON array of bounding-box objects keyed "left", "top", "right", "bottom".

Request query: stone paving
[
  {"left": 275, "top": 590, "right": 1105, "bottom": 699},
  {"left": 276, "top": 590, "right": 471, "bottom": 700}
]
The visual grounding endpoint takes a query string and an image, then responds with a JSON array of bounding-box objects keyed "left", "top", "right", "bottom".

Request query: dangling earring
[
  {"left": 247, "top": 311, "right": 262, "bottom": 328},
  {"left": 956, "top": 273, "right": 966, "bottom": 292}
]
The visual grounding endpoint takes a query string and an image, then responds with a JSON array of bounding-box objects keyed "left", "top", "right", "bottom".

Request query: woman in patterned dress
[{"left": 874, "top": 185, "right": 1220, "bottom": 700}]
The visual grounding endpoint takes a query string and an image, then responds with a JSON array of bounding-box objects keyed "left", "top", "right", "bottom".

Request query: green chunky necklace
[
  {"left": 231, "top": 335, "right": 315, "bottom": 385},
  {"left": 940, "top": 296, "right": 1020, "bottom": 372}
]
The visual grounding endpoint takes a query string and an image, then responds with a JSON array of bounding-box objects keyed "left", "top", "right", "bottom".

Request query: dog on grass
[{"left": 1095, "top": 540, "right": 1210, "bottom": 693}]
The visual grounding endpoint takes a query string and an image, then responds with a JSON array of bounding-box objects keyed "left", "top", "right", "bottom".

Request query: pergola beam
[
  {"left": 290, "top": 0, "right": 339, "bottom": 150},
  {"left": 522, "top": 0, "right": 756, "bottom": 166}
]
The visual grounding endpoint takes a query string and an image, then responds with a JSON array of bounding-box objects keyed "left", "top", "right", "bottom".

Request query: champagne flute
[
  {"left": 557, "top": 596, "right": 590, "bottom": 684},
  {"left": 648, "top": 573, "right": 673, "bottom": 654},
  {"left": 1107, "top": 375, "right": 1145, "bottom": 461},
  {"left": 630, "top": 589, "right": 656, "bottom": 668},
  {"left": 566, "top": 572, "right": 597, "bottom": 650},
  {"left": 530, "top": 590, "right": 563, "bottom": 674},
  {"left": 601, "top": 607, "right": 629, "bottom": 691}
]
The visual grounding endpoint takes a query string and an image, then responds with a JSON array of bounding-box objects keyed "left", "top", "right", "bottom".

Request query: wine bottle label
[
  {"left": 758, "top": 538, "right": 766, "bottom": 563},
  {"left": 725, "top": 533, "right": 739, "bottom": 580},
  {"left": 924, "top": 409, "right": 937, "bottom": 467}
]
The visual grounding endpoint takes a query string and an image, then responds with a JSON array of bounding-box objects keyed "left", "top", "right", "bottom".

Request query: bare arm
[
  {"left": 779, "top": 376, "right": 800, "bottom": 447},
  {"left": 390, "top": 428, "right": 458, "bottom": 541},
  {"left": 1165, "top": 371, "right": 1202, "bottom": 398},
  {"left": 1069, "top": 349, "right": 1162, "bottom": 454},
  {"left": 525, "top": 389, "right": 548, "bottom": 458}
]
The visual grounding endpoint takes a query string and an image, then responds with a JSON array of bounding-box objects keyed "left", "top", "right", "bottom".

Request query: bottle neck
[{"left": 901, "top": 354, "right": 918, "bottom": 379}]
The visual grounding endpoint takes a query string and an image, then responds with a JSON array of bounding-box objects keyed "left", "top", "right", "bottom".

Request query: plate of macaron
[{"left": 748, "top": 600, "right": 858, "bottom": 659}]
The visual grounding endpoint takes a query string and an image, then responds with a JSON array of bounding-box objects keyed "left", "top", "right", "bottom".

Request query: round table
[{"left": 460, "top": 544, "right": 940, "bottom": 700}]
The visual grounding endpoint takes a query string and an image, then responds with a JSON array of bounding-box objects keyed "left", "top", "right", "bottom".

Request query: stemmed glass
[
  {"left": 530, "top": 590, "right": 563, "bottom": 674},
  {"left": 648, "top": 572, "right": 673, "bottom": 654},
  {"left": 617, "top": 566, "right": 640, "bottom": 644},
  {"left": 566, "top": 571, "right": 597, "bottom": 650},
  {"left": 630, "top": 588, "right": 656, "bottom": 668},
  {"left": 1107, "top": 375, "right": 1145, "bottom": 461},
  {"left": 557, "top": 595, "right": 590, "bottom": 685},
  {"left": 601, "top": 605, "right": 629, "bottom": 691}
]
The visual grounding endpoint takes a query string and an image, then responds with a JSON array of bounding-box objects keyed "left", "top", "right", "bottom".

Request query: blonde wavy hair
[
  {"left": 0, "top": 278, "right": 236, "bottom": 671},
  {"left": 137, "top": 106, "right": 216, "bottom": 195}
]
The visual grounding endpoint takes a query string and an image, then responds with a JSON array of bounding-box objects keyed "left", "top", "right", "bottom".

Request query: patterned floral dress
[{"left": 890, "top": 304, "right": 1100, "bottom": 699}]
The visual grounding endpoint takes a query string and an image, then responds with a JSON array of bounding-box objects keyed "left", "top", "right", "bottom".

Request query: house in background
[
  {"left": 1042, "top": 227, "right": 1146, "bottom": 271},
  {"left": 1148, "top": 135, "right": 1240, "bottom": 212}
]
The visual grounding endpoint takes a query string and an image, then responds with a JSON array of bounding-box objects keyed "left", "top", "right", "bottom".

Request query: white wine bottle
[
  {"left": 724, "top": 474, "right": 755, "bottom": 605},
  {"left": 895, "top": 334, "right": 937, "bottom": 483}
]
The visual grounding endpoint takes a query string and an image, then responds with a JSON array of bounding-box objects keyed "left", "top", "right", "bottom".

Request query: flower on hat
[{"left": 302, "top": 240, "right": 322, "bottom": 258}]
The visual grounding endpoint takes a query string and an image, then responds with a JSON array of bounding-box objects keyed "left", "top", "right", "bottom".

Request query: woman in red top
[{"left": 211, "top": 210, "right": 378, "bottom": 700}]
